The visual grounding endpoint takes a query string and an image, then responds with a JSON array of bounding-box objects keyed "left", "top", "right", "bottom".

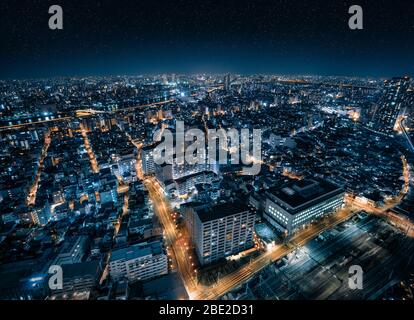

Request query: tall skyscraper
[
  {"left": 224, "top": 74, "right": 231, "bottom": 91},
  {"left": 372, "top": 76, "right": 410, "bottom": 134}
]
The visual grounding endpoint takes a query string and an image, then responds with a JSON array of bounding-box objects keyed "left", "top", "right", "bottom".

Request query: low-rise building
[
  {"left": 109, "top": 241, "right": 167, "bottom": 282},
  {"left": 53, "top": 236, "right": 89, "bottom": 266},
  {"left": 49, "top": 261, "right": 101, "bottom": 300}
]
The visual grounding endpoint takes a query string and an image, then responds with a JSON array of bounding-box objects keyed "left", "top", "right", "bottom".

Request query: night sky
[{"left": 1, "top": 0, "right": 413, "bottom": 79}]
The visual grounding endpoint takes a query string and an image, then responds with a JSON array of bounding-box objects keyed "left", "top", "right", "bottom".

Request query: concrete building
[
  {"left": 141, "top": 144, "right": 156, "bottom": 175},
  {"left": 264, "top": 178, "right": 345, "bottom": 234},
  {"left": 184, "top": 200, "right": 255, "bottom": 265},
  {"left": 50, "top": 261, "right": 101, "bottom": 300},
  {"left": 174, "top": 171, "right": 219, "bottom": 197},
  {"left": 31, "top": 202, "right": 51, "bottom": 226},
  {"left": 109, "top": 241, "right": 168, "bottom": 282},
  {"left": 53, "top": 236, "right": 89, "bottom": 265}
]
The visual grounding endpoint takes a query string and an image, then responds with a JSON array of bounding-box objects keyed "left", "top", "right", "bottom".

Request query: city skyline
[
  {"left": 1, "top": 0, "right": 414, "bottom": 306},
  {"left": 1, "top": 73, "right": 414, "bottom": 301}
]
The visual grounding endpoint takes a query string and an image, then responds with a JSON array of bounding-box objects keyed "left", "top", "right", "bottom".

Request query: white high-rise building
[
  {"left": 184, "top": 200, "right": 255, "bottom": 265},
  {"left": 141, "top": 144, "right": 156, "bottom": 175}
]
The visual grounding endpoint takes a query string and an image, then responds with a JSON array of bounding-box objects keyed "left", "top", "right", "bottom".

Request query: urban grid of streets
[
  {"left": 27, "top": 100, "right": 411, "bottom": 300},
  {"left": 2, "top": 77, "right": 414, "bottom": 300}
]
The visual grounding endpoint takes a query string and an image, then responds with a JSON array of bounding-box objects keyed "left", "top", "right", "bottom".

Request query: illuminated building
[
  {"left": 264, "top": 178, "right": 345, "bottom": 234},
  {"left": 184, "top": 200, "right": 255, "bottom": 265},
  {"left": 141, "top": 144, "right": 156, "bottom": 175},
  {"left": 109, "top": 241, "right": 168, "bottom": 282}
]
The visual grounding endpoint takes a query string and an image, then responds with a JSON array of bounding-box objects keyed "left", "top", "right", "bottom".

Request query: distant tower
[
  {"left": 372, "top": 76, "right": 410, "bottom": 134},
  {"left": 224, "top": 74, "right": 231, "bottom": 91}
]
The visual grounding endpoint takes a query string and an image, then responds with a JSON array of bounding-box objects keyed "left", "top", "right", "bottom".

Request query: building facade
[
  {"left": 141, "top": 144, "right": 156, "bottom": 175},
  {"left": 184, "top": 200, "right": 255, "bottom": 265},
  {"left": 53, "top": 236, "right": 89, "bottom": 265},
  {"left": 49, "top": 261, "right": 101, "bottom": 300},
  {"left": 109, "top": 241, "right": 168, "bottom": 282},
  {"left": 264, "top": 178, "right": 345, "bottom": 234}
]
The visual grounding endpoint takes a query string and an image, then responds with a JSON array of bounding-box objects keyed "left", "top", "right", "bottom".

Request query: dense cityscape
[{"left": 1, "top": 74, "right": 413, "bottom": 300}]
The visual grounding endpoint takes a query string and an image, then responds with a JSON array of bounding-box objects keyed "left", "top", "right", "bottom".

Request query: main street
[
  {"left": 143, "top": 177, "right": 198, "bottom": 295},
  {"left": 79, "top": 123, "right": 99, "bottom": 173},
  {"left": 26, "top": 130, "right": 51, "bottom": 206}
]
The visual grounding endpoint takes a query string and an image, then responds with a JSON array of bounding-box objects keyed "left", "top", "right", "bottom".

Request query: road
[
  {"left": 26, "top": 130, "right": 51, "bottom": 206},
  {"left": 75, "top": 99, "right": 175, "bottom": 117},
  {"left": 143, "top": 177, "right": 198, "bottom": 295},
  {"left": 0, "top": 116, "right": 73, "bottom": 131},
  {"left": 79, "top": 123, "right": 99, "bottom": 173},
  {"left": 396, "top": 116, "right": 414, "bottom": 152}
]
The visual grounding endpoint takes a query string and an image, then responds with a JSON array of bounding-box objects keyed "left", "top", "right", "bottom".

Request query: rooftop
[
  {"left": 195, "top": 200, "right": 250, "bottom": 223},
  {"left": 267, "top": 178, "right": 344, "bottom": 214},
  {"left": 110, "top": 241, "right": 163, "bottom": 262},
  {"left": 175, "top": 170, "right": 217, "bottom": 184},
  {"left": 61, "top": 261, "right": 100, "bottom": 279}
]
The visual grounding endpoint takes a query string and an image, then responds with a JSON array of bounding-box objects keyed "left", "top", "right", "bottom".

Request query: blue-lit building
[{"left": 264, "top": 178, "right": 345, "bottom": 234}]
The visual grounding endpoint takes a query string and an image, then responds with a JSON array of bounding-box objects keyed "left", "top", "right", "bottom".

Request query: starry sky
[{"left": 1, "top": 0, "right": 413, "bottom": 79}]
